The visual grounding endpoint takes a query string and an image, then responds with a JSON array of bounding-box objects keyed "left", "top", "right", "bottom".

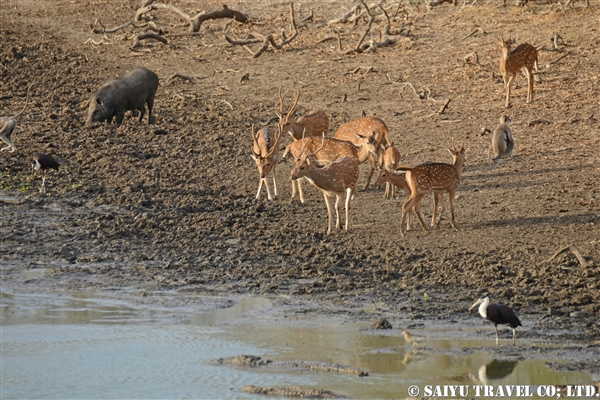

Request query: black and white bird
[
  {"left": 31, "top": 153, "right": 59, "bottom": 193},
  {"left": 469, "top": 296, "right": 522, "bottom": 345}
]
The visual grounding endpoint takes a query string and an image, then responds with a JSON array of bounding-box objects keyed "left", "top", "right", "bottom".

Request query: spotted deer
[
  {"left": 395, "top": 146, "right": 466, "bottom": 236},
  {"left": 278, "top": 88, "right": 329, "bottom": 140},
  {"left": 282, "top": 133, "right": 377, "bottom": 203},
  {"left": 499, "top": 37, "right": 538, "bottom": 108},
  {"left": 333, "top": 116, "right": 391, "bottom": 189},
  {"left": 290, "top": 138, "right": 359, "bottom": 234},
  {"left": 381, "top": 142, "right": 403, "bottom": 198},
  {"left": 489, "top": 115, "right": 514, "bottom": 162},
  {"left": 251, "top": 124, "right": 281, "bottom": 201},
  {"left": 375, "top": 167, "right": 445, "bottom": 230}
]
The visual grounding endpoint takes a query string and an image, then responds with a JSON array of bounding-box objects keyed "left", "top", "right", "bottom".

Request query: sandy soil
[{"left": 1, "top": 0, "right": 599, "bottom": 369}]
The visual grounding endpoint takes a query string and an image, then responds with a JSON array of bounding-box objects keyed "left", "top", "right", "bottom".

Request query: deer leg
[
  {"left": 344, "top": 187, "right": 352, "bottom": 231},
  {"left": 505, "top": 75, "right": 514, "bottom": 108},
  {"left": 448, "top": 189, "right": 458, "bottom": 230},
  {"left": 256, "top": 178, "right": 264, "bottom": 199},
  {"left": 400, "top": 195, "right": 419, "bottom": 236},
  {"left": 526, "top": 68, "right": 534, "bottom": 103},
  {"left": 264, "top": 178, "right": 272, "bottom": 201},
  {"left": 323, "top": 193, "right": 334, "bottom": 234},
  {"left": 433, "top": 192, "right": 445, "bottom": 227},
  {"left": 298, "top": 179, "right": 305, "bottom": 204},
  {"left": 363, "top": 158, "right": 376, "bottom": 190},
  {"left": 384, "top": 182, "right": 390, "bottom": 198},
  {"left": 291, "top": 179, "right": 297, "bottom": 199},
  {"left": 334, "top": 194, "right": 342, "bottom": 230},
  {"left": 413, "top": 196, "right": 428, "bottom": 232},
  {"left": 272, "top": 164, "right": 278, "bottom": 197}
]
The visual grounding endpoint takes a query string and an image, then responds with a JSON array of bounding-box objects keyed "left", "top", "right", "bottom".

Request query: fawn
[
  {"left": 333, "top": 116, "right": 391, "bottom": 189},
  {"left": 290, "top": 138, "right": 359, "bottom": 234},
  {"left": 375, "top": 167, "right": 445, "bottom": 230},
  {"left": 251, "top": 124, "right": 281, "bottom": 201},
  {"left": 489, "top": 115, "right": 514, "bottom": 162},
  {"left": 499, "top": 37, "right": 538, "bottom": 108},
  {"left": 396, "top": 146, "right": 466, "bottom": 236},
  {"left": 381, "top": 142, "right": 403, "bottom": 198},
  {"left": 278, "top": 88, "right": 329, "bottom": 140}
]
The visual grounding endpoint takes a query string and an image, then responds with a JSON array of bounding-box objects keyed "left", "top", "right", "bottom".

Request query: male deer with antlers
[
  {"left": 251, "top": 124, "right": 281, "bottom": 201},
  {"left": 290, "top": 138, "right": 359, "bottom": 234},
  {"left": 282, "top": 133, "right": 377, "bottom": 203},
  {"left": 499, "top": 37, "right": 538, "bottom": 108},
  {"left": 396, "top": 146, "right": 466, "bottom": 236},
  {"left": 333, "top": 116, "right": 391, "bottom": 189},
  {"left": 278, "top": 88, "right": 329, "bottom": 140}
]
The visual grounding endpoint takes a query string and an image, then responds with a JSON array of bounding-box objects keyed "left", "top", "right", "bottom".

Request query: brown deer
[
  {"left": 278, "top": 88, "right": 329, "bottom": 140},
  {"left": 375, "top": 167, "right": 445, "bottom": 230},
  {"left": 395, "top": 146, "right": 466, "bottom": 236},
  {"left": 333, "top": 116, "right": 391, "bottom": 189},
  {"left": 381, "top": 142, "right": 403, "bottom": 198},
  {"left": 290, "top": 138, "right": 359, "bottom": 234},
  {"left": 282, "top": 133, "right": 377, "bottom": 203},
  {"left": 499, "top": 37, "right": 538, "bottom": 108},
  {"left": 251, "top": 124, "right": 281, "bottom": 201}
]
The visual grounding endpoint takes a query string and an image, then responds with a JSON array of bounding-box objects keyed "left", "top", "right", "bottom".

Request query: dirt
[{"left": 1, "top": 0, "right": 599, "bottom": 369}]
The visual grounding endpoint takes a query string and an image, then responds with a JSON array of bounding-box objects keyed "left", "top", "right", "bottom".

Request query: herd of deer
[{"left": 251, "top": 37, "right": 538, "bottom": 236}]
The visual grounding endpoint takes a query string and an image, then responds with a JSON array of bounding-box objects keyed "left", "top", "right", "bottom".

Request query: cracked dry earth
[{"left": 1, "top": 0, "right": 599, "bottom": 371}]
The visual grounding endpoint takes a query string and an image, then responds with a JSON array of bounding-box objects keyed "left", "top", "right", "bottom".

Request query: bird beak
[{"left": 468, "top": 299, "right": 481, "bottom": 312}]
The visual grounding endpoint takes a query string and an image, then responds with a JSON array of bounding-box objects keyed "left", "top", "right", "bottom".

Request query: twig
[
  {"left": 438, "top": 96, "right": 453, "bottom": 114},
  {"left": 327, "top": 5, "right": 360, "bottom": 24},
  {"left": 225, "top": 35, "right": 263, "bottom": 45},
  {"left": 132, "top": 32, "right": 168, "bottom": 48},
  {"left": 459, "top": 27, "right": 483, "bottom": 41},
  {"left": 528, "top": 118, "right": 552, "bottom": 127},
  {"left": 548, "top": 50, "right": 571, "bottom": 65},
  {"left": 547, "top": 244, "right": 590, "bottom": 267},
  {"left": 167, "top": 73, "right": 196, "bottom": 84}
]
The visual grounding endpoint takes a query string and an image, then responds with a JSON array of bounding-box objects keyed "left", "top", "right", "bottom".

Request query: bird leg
[
  {"left": 495, "top": 324, "right": 499, "bottom": 346},
  {"left": 512, "top": 328, "right": 517, "bottom": 345},
  {"left": 40, "top": 171, "right": 47, "bottom": 194}
]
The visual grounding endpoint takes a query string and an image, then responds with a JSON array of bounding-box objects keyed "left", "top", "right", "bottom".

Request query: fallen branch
[
  {"left": 547, "top": 244, "right": 591, "bottom": 267},
  {"left": 90, "top": 20, "right": 148, "bottom": 34},
  {"left": 548, "top": 50, "right": 571, "bottom": 65},
  {"left": 327, "top": 4, "right": 360, "bottom": 24},
  {"left": 132, "top": 32, "right": 168, "bottom": 48},
  {"left": 459, "top": 27, "right": 484, "bottom": 41},
  {"left": 135, "top": 3, "right": 248, "bottom": 32},
  {"left": 438, "top": 96, "right": 453, "bottom": 114},
  {"left": 429, "top": 0, "right": 457, "bottom": 6},
  {"left": 226, "top": 3, "right": 298, "bottom": 58}
]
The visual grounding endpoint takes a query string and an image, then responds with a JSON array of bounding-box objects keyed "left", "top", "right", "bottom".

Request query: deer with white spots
[
  {"left": 395, "top": 146, "right": 466, "bottom": 236},
  {"left": 290, "top": 137, "right": 359, "bottom": 234},
  {"left": 499, "top": 37, "right": 538, "bottom": 108},
  {"left": 381, "top": 142, "right": 403, "bottom": 198},
  {"left": 333, "top": 116, "right": 391, "bottom": 189},
  {"left": 282, "top": 133, "right": 377, "bottom": 203},
  {"left": 375, "top": 167, "right": 445, "bottom": 230},
  {"left": 278, "top": 88, "right": 329, "bottom": 141},
  {"left": 251, "top": 124, "right": 281, "bottom": 201}
]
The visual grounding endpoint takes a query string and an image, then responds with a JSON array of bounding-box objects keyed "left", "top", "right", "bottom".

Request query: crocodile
[
  {"left": 217, "top": 355, "right": 368, "bottom": 376},
  {"left": 242, "top": 385, "right": 347, "bottom": 399}
]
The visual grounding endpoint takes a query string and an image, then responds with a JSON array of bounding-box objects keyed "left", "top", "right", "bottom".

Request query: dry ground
[{"left": 1, "top": 0, "right": 599, "bottom": 348}]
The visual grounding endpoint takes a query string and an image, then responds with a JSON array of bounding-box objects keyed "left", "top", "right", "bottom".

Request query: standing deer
[
  {"left": 396, "top": 146, "right": 466, "bottom": 236},
  {"left": 278, "top": 88, "right": 329, "bottom": 140},
  {"left": 499, "top": 37, "right": 538, "bottom": 108},
  {"left": 381, "top": 142, "right": 403, "bottom": 198},
  {"left": 282, "top": 133, "right": 377, "bottom": 203},
  {"left": 290, "top": 138, "right": 359, "bottom": 234},
  {"left": 333, "top": 116, "right": 391, "bottom": 189},
  {"left": 251, "top": 124, "right": 281, "bottom": 201},
  {"left": 489, "top": 115, "right": 514, "bottom": 162},
  {"left": 375, "top": 167, "right": 445, "bottom": 230}
]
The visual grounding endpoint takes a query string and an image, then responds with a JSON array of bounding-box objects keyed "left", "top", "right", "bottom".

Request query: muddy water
[{"left": 1, "top": 293, "right": 594, "bottom": 399}]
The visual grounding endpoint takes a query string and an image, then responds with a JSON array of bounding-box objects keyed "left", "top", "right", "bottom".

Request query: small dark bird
[
  {"left": 469, "top": 296, "right": 522, "bottom": 345},
  {"left": 31, "top": 153, "right": 59, "bottom": 193}
]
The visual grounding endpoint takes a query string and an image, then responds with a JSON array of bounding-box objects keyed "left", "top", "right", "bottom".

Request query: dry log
[{"left": 547, "top": 244, "right": 591, "bottom": 267}]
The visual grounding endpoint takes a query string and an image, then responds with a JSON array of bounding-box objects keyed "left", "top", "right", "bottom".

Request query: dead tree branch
[
  {"left": 225, "top": 3, "right": 298, "bottom": 58},
  {"left": 429, "top": 0, "right": 457, "bottom": 6},
  {"left": 132, "top": 32, "right": 168, "bottom": 48},
  {"left": 547, "top": 244, "right": 591, "bottom": 267},
  {"left": 438, "top": 96, "right": 453, "bottom": 114},
  {"left": 135, "top": 3, "right": 248, "bottom": 32},
  {"left": 167, "top": 73, "right": 196, "bottom": 84}
]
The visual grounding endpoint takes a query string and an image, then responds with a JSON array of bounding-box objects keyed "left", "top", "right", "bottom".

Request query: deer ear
[
  {"left": 251, "top": 154, "right": 258, "bottom": 161},
  {"left": 306, "top": 158, "right": 311, "bottom": 166}
]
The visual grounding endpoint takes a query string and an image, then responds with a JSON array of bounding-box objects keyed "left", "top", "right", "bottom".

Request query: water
[{"left": 1, "top": 292, "right": 595, "bottom": 399}]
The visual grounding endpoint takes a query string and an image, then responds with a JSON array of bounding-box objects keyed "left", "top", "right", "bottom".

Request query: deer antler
[
  {"left": 287, "top": 87, "right": 300, "bottom": 120},
  {"left": 278, "top": 87, "right": 286, "bottom": 118},
  {"left": 251, "top": 124, "right": 261, "bottom": 157},
  {"left": 267, "top": 123, "right": 282, "bottom": 158}
]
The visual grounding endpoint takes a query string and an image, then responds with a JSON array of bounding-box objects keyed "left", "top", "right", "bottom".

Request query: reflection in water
[{"left": 471, "top": 359, "right": 519, "bottom": 385}]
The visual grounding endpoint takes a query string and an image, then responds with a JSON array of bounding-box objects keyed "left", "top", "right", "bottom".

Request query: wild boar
[{"left": 85, "top": 67, "right": 159, "bottom": 127}]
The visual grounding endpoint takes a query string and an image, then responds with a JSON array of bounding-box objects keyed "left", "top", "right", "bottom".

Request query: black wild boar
[{"left": 85, "top": 67, "right": 159, "bottom": 127}]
